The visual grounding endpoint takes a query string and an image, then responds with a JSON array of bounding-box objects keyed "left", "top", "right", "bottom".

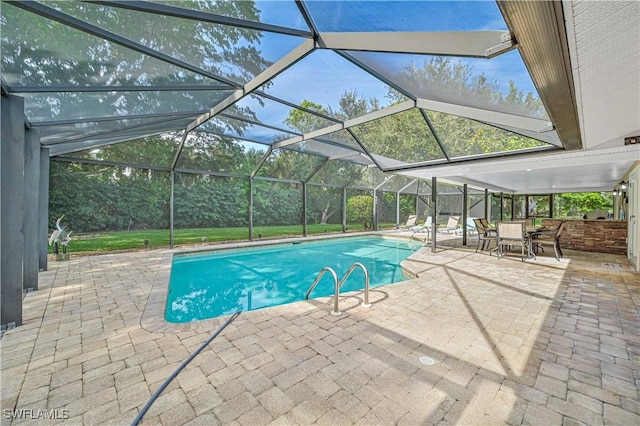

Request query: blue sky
[
  {"left": 258, "top": 1, "right": 507, "bottom": 32},
  {"left": 252, "top": 1, "right": 538, "bottom": 113}
]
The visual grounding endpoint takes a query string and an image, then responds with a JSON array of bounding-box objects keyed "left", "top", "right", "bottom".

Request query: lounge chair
[
  {"left": 410, "top": 216, "right": 434, "bottom": 242},
  {"left": 437, "top": 216, "right": 459, "bottom": 233},
  {"left": 399, "top": 214, "right": 418, "bottom": 231},
  {"left": 456, "top": 217, "right": 477, "bottom": 236},
  {"left": 411, "top": 216, "right": 433, "bottom": 233}
]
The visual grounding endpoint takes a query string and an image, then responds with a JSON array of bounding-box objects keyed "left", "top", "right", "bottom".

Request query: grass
[{"left": 60, "top": 222, "right": 397, "bottom": 253}]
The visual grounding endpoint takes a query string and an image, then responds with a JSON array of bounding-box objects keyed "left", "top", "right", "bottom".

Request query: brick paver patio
[{"left": 1, "top": 233, "right": 638, "bottom": 425}]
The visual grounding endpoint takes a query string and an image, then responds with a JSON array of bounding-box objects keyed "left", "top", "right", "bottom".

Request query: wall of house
[{"left": 625, "top": 163, "right": 640, "bottom": 270}]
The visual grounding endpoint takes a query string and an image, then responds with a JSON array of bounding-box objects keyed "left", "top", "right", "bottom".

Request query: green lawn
[{"left": 60, "top": 222, "right": 396, "bottom": 253}]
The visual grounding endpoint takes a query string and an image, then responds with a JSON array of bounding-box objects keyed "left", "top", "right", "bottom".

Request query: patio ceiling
[{"left": 2, "top": 0, "right": 638, "bottom": 193}]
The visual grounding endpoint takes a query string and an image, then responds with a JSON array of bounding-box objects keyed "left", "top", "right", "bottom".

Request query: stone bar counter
[{"left": 542, "top": 218, "right": 627, "bottom": 255}]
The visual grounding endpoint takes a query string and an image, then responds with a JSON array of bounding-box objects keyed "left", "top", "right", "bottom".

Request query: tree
[
  {"left": 383, "top": 57, "right": 548, "bottom": 158},
  {"left": 347, "top": 195, "right": 373, "bottom": 230},
  {"left": 2, "top": 1, "right": 269, "bottom": 121},
  {"left": 555, "top": 193, "right": 613, "bottom": 218},
  {"left": 284, "top": 100, "right": 332, "bottom": 132}
]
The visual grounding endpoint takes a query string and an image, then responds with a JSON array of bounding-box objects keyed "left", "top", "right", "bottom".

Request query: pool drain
[{"left": 419, "top": 356, "right": 435, "bottom": 365}]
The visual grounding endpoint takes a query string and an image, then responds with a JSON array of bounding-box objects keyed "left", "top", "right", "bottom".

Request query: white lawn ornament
[{"left": 49, "top": 215, "right": 72, "bottom": 259}]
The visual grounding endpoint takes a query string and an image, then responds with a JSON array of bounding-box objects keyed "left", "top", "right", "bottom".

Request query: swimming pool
[{"left": 166, "top": 236, "right": 415, "bottom": 323}]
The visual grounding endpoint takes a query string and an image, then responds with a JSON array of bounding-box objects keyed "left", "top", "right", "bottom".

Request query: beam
[
  {"left": 347, "top": 129, "right": 385, "bottom": 171},
  {"left": 48, "top": 129, "right": 172, "bottom": 156},
  {"left": 39, "top": 147, "right": 50, "bottom": 271},
  {"left": 186, "top": 91, "right": 244, "bottom": 132},
  {"left": 395, "top": 179, "right": 418, "bottom": 225},
  {"left": 193, "top": 130, "right": 276, "bottom": 148},
  {"left": 328, "top": 151, "right": 362, "bottom": 161},
  {"left": 1, "top": 94, "right": 25, "bottom": 326},
  {"left": 253, "top": 175, "right": 301, "bottom": 185},
  {"left": 337, "top": 51, "right": 417, "bottom": 101},
  {"left": 372, "top": 178, "right": 393, "bottom": 231},
  {"left": 249, "top": 178, "right": 254, "bottom": 241},
  {"left": 186, "top": 39, "right": 316, "bottom": 132},
  {"left": 255, "top": 91, "right": 342, "bottom": 123},
  {"left": 378, "top": 145, "right": 556, "bottom": 173},
  {"left": 45, "top": 114, "right": 196, "bottom": 145},
  {"left": 313, "top": 135, "right": 366, "bottom": 153},
  {"left": 416, "top": 98, "right": 553, "bottom": 133},
  {"left": 7, "top": 85, "right": 232, "bottom": 93},
  {"left": 23, "top": 128, "right": 41, "bottom": 290},
  {"left": 55, "top": 156, "right": 171, "bottom": 172},
  {"left": 342, "top": 187, "right": 347, "bottom": 233},
  {"left": 302, "top": 182, "right": 308, "bottom": 237},
  {"left": 462, "top": 184, "right": 468, "bottom": 246},
  {"left": 431, "top": 177, "right": 437, "bottom": 253},
  {"left": 218, "top": 113, "right": 302, "bottom": 136},
  {"left": 171, "top": 129, "right": 189, "bottom": 171},
  {"left": 169, "top": 171, "right": 174, "bottom": 248},
  {"left": 32, "top": 111, "right": 204, "bottom": 127},
  {"left": 419, "top": 108, "right": 449, "bottom": 161},
  {"left": 345, "top": 100, "right": 416, "bottom": 128},
  {"left": 294, "top": 0, "right": 318, "bottom": 37},
  {"left": 173, "top": 168, "right": 245, "bottom": 179},
  {"left": 304, "top": 159, "right": 328, "bottom": 183},
  {"left": 250, "top": 147, "right": 273, "bottom": 179},
  {"left": 88, "top": 0, "right": 312, "bottom": 38},
  {"left": 485, "top": 189, "right": 490, "bottom": 220},
  {"left": 273, "top": 100, "right": 415, "bottom": 149},
  {"left": 319, "top": 30, "right": 516, "bottom": 58}
]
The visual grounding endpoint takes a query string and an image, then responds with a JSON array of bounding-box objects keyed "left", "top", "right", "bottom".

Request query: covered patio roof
[{"left": 1, "top": 1, "right": 639, "bottom": 192}]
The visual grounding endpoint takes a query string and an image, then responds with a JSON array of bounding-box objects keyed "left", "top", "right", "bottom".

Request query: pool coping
[{"left": 140, "top": 231, "right": 424, "bottom": 333}]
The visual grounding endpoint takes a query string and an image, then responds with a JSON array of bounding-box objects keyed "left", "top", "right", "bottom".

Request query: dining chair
[
  {"left": 496, "top": 221, "right": 532, "bottom": 261},
  {"left": 473, "top": 218, "right": 496, "bottom": 252},
  {"left": 480, "top": 218, "right": 495, "bottom": 230},
  {"left": 531, "top": 221, "right": 565, "bottom": 260}
]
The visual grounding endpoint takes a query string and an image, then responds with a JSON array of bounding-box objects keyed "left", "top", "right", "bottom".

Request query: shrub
[{"left": 347, "top": 195, "right": 374, "bottom": 229}]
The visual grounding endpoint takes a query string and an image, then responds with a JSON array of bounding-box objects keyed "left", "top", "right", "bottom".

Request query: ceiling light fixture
[
  {"left": 612, "top": 189, "right": 619, "bottom": 196},
  {"left": 620, "top": 181, "right": 628, "bottom": 190}
]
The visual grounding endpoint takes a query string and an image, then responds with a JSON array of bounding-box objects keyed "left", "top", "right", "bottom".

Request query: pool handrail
[
  {"left": 336, "top": 262, "right": 371, "bottom": 312},
  {"left": 305, "top": 263, "right": 371, "bottom": 316},
  {"left": 305, "top": 266, "right": 339, "bottom": 303}
]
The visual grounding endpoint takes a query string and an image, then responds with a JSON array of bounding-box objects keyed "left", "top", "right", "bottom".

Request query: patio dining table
[{"left": 526, "top": 225, "right": 546, "bottom": 258}]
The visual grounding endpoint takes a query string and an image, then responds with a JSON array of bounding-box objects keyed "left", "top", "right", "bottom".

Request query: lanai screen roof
[{"left": 5, "top": 0, "right": 635, "bottom": 192}]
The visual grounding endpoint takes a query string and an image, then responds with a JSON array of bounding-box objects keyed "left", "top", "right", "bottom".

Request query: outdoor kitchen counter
[{"left": 542, "top": 218, "right": 627, "bottom": 255}]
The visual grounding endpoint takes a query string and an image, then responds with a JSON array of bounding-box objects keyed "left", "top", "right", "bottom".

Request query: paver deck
[{"left": 1, "top": 233, "right": 638, "bottom": 425}]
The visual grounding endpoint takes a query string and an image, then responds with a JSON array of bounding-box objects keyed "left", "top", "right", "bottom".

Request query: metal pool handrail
[
  {"left": 305, "top": 266, "right": 338, "bottom": 301},
  {"left": 305, "top": 263, "right": 371, "bottom": 316}
]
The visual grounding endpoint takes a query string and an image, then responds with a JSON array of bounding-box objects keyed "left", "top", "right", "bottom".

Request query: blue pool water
[{"left": 166, "top": 236, "right": 415, "bottom": 322}]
